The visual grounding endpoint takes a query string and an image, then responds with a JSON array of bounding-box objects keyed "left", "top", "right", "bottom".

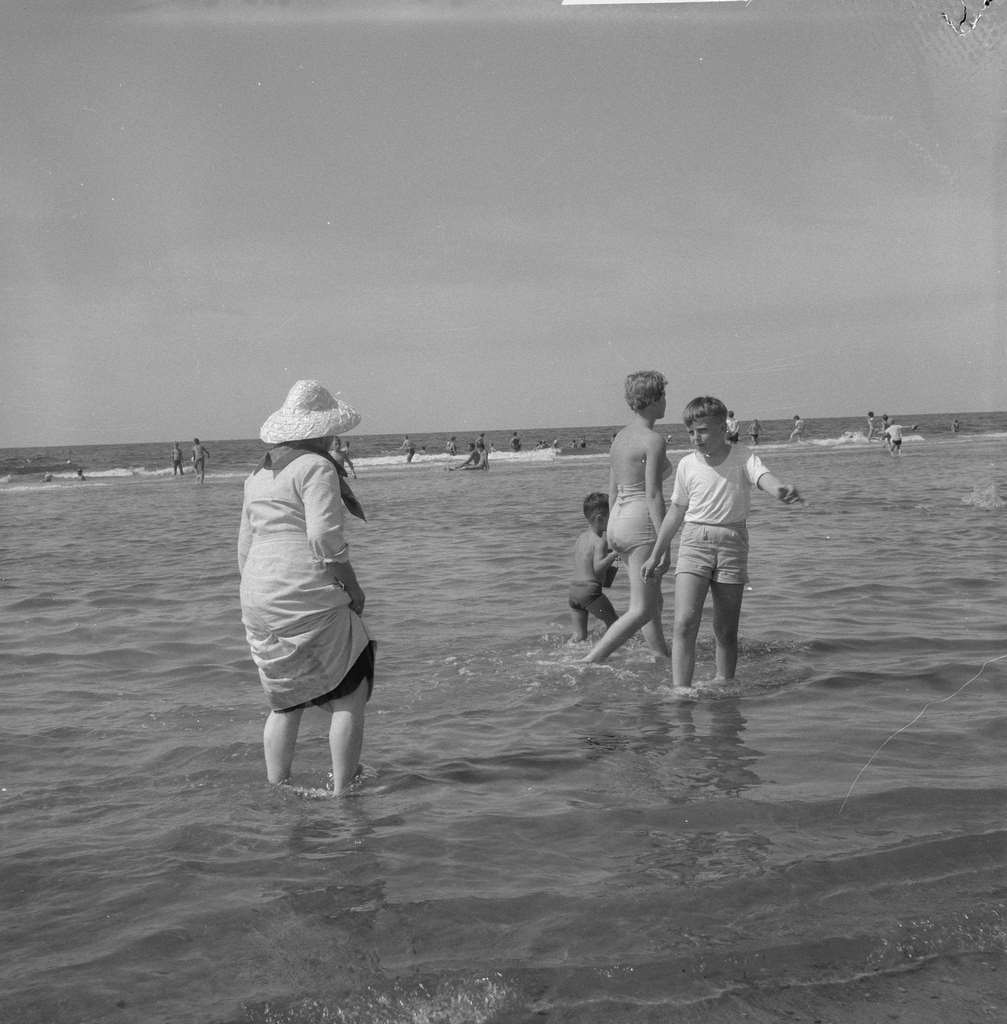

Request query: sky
[{"left": 3, "top": 0, "right": 1005, "bottom": 445}]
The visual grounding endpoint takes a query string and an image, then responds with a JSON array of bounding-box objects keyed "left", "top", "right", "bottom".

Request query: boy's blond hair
[
  {"left": 683, "top": 396, "right": 728, "bottom": 426},
  {"left": 624, "top": 371, "right": 667, "bottom": 412}
]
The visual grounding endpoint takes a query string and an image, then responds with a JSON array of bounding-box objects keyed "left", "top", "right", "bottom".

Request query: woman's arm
[
  {"left": 299, "top": 459, "right": 367, "bottom": 612},
  {"left": 328, "top": 558, "right": 365, "bottom": 615},
  {"left": 644, "top": 432, "right": 667, "bottom": 531},
  {"left": 237, "top": 504, "right": 252, "bottom": 574},
  {"left": 299, "top": 458, "right": 352, "bottom": 561}
]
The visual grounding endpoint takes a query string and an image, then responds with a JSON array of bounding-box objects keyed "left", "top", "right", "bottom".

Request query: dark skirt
[{"left": 275, "top": 641, "right": 376, "bottom": 714}]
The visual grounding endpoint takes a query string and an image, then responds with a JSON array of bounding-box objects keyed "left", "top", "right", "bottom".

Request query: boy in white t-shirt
[{"left": 642, "top": 396, "right": 802, "bottom": 690}]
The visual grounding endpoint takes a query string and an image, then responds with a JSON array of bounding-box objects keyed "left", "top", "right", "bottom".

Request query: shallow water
[{"left": 1, "top": 431, "right": 1004, "bottom": 1023}]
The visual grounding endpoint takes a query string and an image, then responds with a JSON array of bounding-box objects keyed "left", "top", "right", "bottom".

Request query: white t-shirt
[{"left": 671, "top": 445, "right": 769, "bottom": 524}]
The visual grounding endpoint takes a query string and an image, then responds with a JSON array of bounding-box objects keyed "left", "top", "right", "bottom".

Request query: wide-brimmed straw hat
[{"left": 259, "top": 380, "right": 361, "bottom": 444}]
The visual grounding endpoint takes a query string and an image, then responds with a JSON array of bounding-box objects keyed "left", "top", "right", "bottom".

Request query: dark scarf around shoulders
[{"left": 257, "top": 442, "right": 365, "bottom": 521}]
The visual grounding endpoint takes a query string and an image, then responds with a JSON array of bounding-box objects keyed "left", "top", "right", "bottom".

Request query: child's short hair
[
  {"left": 682, "top": 396, "right": 728, "bottom": 426},
  {"left": 624, "top": 371, "right": 667, "bottom": 412},
  {"left": 582, "top": 491, "right": 609, "bottom": 520}
]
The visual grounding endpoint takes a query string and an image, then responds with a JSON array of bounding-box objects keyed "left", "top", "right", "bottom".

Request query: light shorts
[{"left": 676, "top": 522, "right": 750, "bottom": 585}]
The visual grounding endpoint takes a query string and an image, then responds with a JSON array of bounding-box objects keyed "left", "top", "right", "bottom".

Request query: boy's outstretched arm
[
  {"left": 757, "top": 472, "right": 802, "bottom": 504},
  {"left": 641, "top": 502, "right": 687, "bottom": 578}
]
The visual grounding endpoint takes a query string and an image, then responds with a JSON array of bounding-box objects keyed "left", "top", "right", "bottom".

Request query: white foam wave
[{"left": 961, "top": 481, "right": 1004, "bottom": 510}]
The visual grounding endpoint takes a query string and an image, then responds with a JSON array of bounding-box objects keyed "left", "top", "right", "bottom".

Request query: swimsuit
[
  {"left": 568, "top": 580, "right": 603, "bottom": 611},
  {"left": 607, "top": 483, "right": 656, "bottom": 554}
]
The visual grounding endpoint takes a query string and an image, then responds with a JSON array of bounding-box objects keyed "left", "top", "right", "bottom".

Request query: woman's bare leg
[
  {"left": 324, "top": 681, "right": 368, "bottom": 794},
  {"left": 583, "top": 546, "right": 667, "bottom": 662},
  {"left": 263, "top": 707, "right": 304, "bottom": 783}
]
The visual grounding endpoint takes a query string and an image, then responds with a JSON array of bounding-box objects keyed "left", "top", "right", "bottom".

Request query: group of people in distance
[
  {"left": 865, "top": 412, "right": 919, "bottom": 455},
  {"left": 171, "top": 439, "right": 210, "bottom": 481},
  {"left": 446, "top": 432, "right": 490, "bottom": 470},
  {"left": 569, "top": 371, "right": 802, "bottom": 692}
]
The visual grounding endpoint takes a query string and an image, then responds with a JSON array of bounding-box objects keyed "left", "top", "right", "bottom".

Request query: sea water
[{"left": 1, "top": 419, "right": 1004, "bottom": 1023}]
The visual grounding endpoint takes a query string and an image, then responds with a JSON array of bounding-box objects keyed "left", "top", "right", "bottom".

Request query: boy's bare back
[{"left": 572, "top": 529, "right": 608, "bottom": 583}]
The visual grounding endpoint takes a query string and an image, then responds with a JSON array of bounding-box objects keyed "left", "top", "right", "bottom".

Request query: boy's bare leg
[
  {"left": 642, "top": 587, "right": 668, "bottom": 658},
  {"left": 324, "top": 682, "right": 368, "bottom": 794},
  {"left": 710, "top": 581, "right": 745, "bottom": 680},
  {"left": 672, "top": 572, "right": 711, "bottom": 689},
  {"left": 263, "top": 707, "right": 303, "bottom": 783},
  {"left": 570, "top": 607, "right": 589, "bottom": 641},
  {"left": 586, "top": 594, "right": 618, "bottom": 631},
  {"left": 583, "top": 546, "right": 666, "bottom": 662}
]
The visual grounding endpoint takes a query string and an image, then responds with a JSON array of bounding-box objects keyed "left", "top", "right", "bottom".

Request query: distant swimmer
[
  {"left": 866, "top": 412, "right": 877, "bottom": 442},
  {"left": 171, "top": 441, "right": 184, "bottom": 475},
  {"left": 788, "top": 415, "right": 806, "bottom": 442},
  {"left": 399, "top": 436, "right": 416, "bottom": 463},
  {"left": 330, "top": 437, "right": 356, "bottom": 478},
  {"left": 76, "top": 468, "right": 86, "bottom": 481},
  {"left": 748, "top": 418, "right": 761, "bottom": 445},
  {"left": 445, "top": 435, "right": 458, "bottom": 456},
  {"left": 951, "top": 417, "right": 961, "bottom": 433},
  {"left": 568, "top": 492, "right": 620, "bottom": 642},
  {"left": 191, "top": 438, "right": 209, "bottom": 482},
  {"left": 882, "top": 422, "right": 918, "bottom": 456},
  {"left": 510, "top": 431, "right": 521, "bottom": 452},
  {"left": 725, "top": 410, "right": 740, "bottom": 444}
]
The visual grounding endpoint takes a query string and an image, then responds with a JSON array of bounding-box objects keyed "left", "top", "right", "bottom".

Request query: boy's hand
[
  {"left": 641, "top": 550, "right": 668, "bottom": 579},
  {"left": 777, "top": 484, "right": 802, "bottom": 504}
]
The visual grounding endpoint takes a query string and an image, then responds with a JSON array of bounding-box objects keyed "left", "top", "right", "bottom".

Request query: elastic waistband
[{"left": 683, "top": 520, "right": 748, "bottom": 531}]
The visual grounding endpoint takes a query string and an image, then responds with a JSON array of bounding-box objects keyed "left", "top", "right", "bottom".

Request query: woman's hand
[
  {"left": 345, "top": 584, "right": 366, "bottom": 615},
  {"left": 330, "top": 559, "right": 365, "bottom": 614}
]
